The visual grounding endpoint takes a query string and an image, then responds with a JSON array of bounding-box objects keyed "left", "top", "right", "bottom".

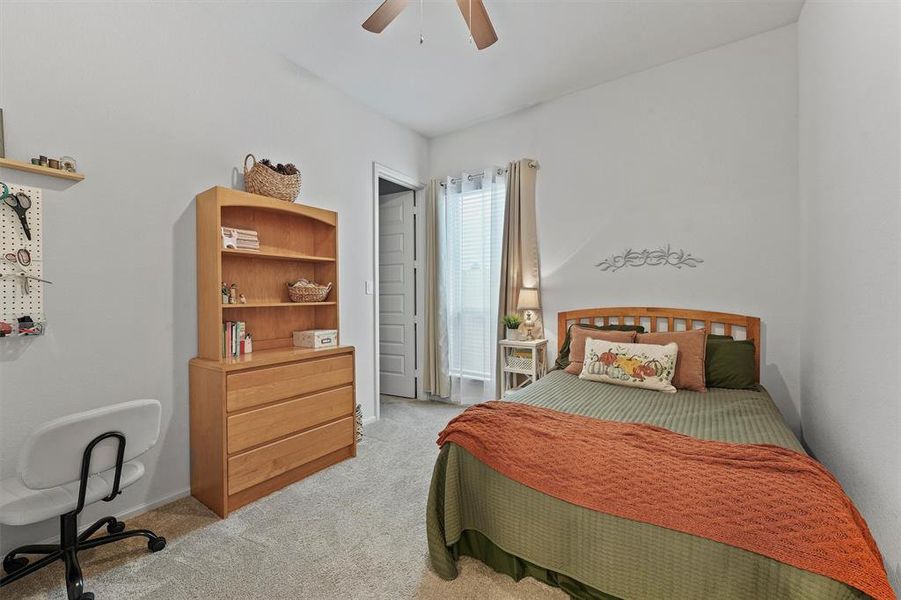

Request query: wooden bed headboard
[{"left": 557, "top": 307, "right": 761, "bottom": 382}]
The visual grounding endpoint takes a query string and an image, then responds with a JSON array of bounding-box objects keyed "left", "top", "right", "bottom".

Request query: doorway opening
[{"left": 372, "top": 164, "right": 424, "bottom": 421}]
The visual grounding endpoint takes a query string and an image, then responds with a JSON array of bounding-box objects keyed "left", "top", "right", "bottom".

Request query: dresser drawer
[
  {"left": 227, "top": 386, "right": 354, "bottom": 454},
  {"left": 226, "top": 354, "right": 354, "bottom": 412},
  {"left": 227, "top": 416, "right": 353, "bottom": 495}
]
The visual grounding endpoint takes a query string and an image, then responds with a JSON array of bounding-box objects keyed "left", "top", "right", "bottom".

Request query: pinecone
[{"left": 259, "top": 158, "right": 297, "bottom": 176}]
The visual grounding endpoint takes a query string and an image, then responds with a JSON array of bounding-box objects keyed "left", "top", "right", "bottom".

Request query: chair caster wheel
[
  {"left": 107, "top": 520, "right": 125, "bottom": 534},
  {"left": 3, "top": 555, "right": 28, "bottom": 574},
  {"left": 148, "top": 537, "right": 166, "bottom": 552}
]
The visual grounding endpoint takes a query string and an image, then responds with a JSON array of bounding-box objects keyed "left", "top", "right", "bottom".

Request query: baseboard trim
[
  {"left": 30, "top": 487, "right": 191, "bottom": 546},
  {"left": 115, "top": 487, "right": 192, "bottom": 522}
]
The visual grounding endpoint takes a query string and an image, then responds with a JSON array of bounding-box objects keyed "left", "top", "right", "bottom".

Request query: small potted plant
[{"left": 503, "top": 314, "right": 523, "bottom": 340}]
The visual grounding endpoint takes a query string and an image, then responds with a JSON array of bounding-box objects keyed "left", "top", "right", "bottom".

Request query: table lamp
[{"left": 517, "top": 288, "right": 541, "bottom": 340}]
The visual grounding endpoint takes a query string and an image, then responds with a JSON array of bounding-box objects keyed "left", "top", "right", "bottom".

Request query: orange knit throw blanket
[{"left": 437, "top": 401, "right": 895, "bottom": 600}]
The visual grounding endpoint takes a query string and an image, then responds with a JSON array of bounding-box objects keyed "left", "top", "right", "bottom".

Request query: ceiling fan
[{"left": 362, "top": 0, "right": 498, "bottom": 50}]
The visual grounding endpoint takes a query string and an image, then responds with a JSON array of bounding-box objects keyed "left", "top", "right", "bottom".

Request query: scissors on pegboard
[{"left": 1, "top": 182, "right": 33, "bottom": 241}]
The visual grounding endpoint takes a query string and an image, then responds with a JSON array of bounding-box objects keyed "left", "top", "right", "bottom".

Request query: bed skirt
[{"left": 453, "top": 529, "right": 621, "bottom": 600}]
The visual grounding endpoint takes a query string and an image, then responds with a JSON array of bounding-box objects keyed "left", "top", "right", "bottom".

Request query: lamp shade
[{"left": 517, "top": 288, "right": 541, "bottom": 310}]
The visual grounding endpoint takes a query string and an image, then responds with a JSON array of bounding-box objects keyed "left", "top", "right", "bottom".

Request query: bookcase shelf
[
  {"left": 193, "top": 345, "right": 353, "bottom": 372},
  {"left": 221, "top": 248, "right": 336, "bottom": 263},
  {"left": 222, "top": 301, "right": 336, "bottom": 309}
]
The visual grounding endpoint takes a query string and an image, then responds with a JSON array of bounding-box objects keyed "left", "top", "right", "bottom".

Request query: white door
[{"left": 379, "top": 191, "right": 417, "bottom": 398}]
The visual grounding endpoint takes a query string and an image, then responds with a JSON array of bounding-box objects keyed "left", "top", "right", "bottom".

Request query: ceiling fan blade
[
  {"left": 362, "top": 0, "right": 410, "bottom": 33},
  {"left": 455, "top": 0, "right": 498, "bottom": 50}
]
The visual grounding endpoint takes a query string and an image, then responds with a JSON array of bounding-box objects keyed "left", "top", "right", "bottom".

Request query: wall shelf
[{"left": 0, "top": 157, "right": 85, "bottom": 182}]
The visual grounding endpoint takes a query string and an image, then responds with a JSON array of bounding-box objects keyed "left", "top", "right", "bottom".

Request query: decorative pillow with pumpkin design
[
  {"left": 563, "top": 327, "right": 637, "bottom": 374},
  {"left": 579, "top": 339, "right": 679, "bottom": 393}
]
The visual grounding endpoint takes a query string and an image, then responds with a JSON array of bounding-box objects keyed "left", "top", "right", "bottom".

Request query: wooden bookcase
[
  {"left": 195, "top": 186, "right": 342, "bottom": 357},
  {"left": 189, "top": 186, "right": 356, "bottom": 517}
]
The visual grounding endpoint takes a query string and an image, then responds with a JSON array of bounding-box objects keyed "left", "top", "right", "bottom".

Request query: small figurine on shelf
[
  {"left": 229, "top": 283, "right": 238, "bottom": 304},
  {"left": 221, "top": 227, "right": 239, "bottom": 250},
  {"left": 221, "top": 282, "right": 229, "bottom": 304},
  {"left": 244, "top": 333, "right": 253, "bottom": 354},
  {"left": 239, "top": 294, "right": 247, "bottom": 304}
]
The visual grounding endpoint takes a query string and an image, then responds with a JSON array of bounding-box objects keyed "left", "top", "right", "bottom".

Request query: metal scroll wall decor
[{"left": 596, "top": 245, "right": 703, "bottom": 273}]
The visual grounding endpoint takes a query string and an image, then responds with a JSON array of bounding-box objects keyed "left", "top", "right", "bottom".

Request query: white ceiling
[{"left": 207, "top": 1, "right": 803, "bottom": 137}]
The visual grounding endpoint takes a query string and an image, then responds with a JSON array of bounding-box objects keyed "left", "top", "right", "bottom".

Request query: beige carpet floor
[{"left": 4, "top": 397, "right": 564, "bottom": 599}]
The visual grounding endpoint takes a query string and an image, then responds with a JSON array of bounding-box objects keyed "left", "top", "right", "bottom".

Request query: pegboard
[{"left": 1, "top": 182, "right": 45, "bottom": 331}]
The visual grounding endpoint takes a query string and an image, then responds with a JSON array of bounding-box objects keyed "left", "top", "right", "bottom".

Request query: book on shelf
[
  {"left": 231, "top": 227, "right": 257, "bottom": 236},
  {"left": 222, "top": 321, "right": 249, "bottom": 358}
]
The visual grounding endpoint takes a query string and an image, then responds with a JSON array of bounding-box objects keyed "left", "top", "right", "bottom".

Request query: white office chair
[{"left": 0, "top": 399, "right": 166, "bottom": 600}]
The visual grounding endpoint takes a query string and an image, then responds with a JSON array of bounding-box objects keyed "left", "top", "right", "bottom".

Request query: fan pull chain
[
  {"left": 468, "top": 0, "right": 473, "bottom": 44},
  {"left": 419, "top": 0, "right": 424, "bottom": 44}
]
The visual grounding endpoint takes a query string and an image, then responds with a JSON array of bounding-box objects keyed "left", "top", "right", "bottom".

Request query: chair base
[{"left": 0, "top": 513, "right": 166, "bottom": 600}]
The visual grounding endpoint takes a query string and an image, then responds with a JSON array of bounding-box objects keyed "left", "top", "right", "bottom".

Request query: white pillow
[{"left": 579, "top": 339, "right": 679, "bottom": 393}]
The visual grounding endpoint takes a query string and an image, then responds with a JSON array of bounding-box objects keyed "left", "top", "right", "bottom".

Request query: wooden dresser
[{"left": 189, "top": 187, "right": 356, "bottom": 518}]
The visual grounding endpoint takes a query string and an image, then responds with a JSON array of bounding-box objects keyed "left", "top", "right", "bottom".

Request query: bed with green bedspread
[{"left": 427, "top": 370, "right": 869, "bottom": 600}]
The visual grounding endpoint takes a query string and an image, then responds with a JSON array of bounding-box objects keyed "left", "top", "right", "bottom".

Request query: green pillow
[
  {"left": 704, "top": 334, "right": 733, "bottom": 368},
  {"left": 707, "top": 334, "right": 733, "bottom": 342},
  {"left": 555, "top": 323, "right": 645, "bottom": 370},
  {"left": 705, "top": 339, "right": 757, "bottom": 389}
]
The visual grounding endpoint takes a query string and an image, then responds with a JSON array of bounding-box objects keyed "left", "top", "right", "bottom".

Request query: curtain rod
[{"left": 441, "top": 161, "right": 538, "bottom": 187}]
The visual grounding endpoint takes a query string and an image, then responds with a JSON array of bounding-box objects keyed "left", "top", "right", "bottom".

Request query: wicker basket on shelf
[
  {"left": 244, "top": 154, "right": 301, "bottom": 202},
  {"left": 287, "top": 281, "right": 332, "bottom": 303},
  {"left": 506, "top": 354, "right": 534, "bottom": 370}
]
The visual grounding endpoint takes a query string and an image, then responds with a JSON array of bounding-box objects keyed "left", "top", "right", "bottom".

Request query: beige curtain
[
  {"left": 496, "top": 159, "right": 542, "bottom": 397},
  {"left": 422, "top": 179, "right": 451, "bottom": 398}
]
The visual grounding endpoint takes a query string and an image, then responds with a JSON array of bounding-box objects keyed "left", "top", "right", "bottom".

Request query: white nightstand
[{"left": 499, "top": 338, "right": 548, "bottom": 394}]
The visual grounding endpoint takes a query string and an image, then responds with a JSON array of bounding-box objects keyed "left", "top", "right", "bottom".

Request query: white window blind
[{"left": 444, "top": 171, "right": 505, "bottom": 384}]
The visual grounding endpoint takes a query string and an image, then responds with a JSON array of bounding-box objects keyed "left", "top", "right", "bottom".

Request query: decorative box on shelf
[{"left": 293, "top": 329, "right": 338, "bottom": 349}]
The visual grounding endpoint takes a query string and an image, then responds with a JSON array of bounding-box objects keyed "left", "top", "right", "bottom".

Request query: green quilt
[{"left": 427, "top": 370, "right": 869, "bottom": 600}]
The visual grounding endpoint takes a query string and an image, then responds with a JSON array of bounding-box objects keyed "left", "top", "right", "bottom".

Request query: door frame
[{"left": 372, "top": 162, "right": 424, "bottom": 421}]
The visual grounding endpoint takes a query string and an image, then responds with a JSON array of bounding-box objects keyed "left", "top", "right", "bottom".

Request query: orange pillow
[
  {"left": 565, "top": 327, "right": 637, "bottom": 374},
  {"left": 637, "top": 329, "right": 707, "bottom": 392}
]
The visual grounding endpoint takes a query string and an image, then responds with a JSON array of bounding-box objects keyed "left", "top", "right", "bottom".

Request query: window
[{"left": 443, "top": 170, "right": 505, "bottom": 392}]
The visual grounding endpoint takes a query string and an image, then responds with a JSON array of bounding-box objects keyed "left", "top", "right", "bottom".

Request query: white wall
[
  {"left": 430, "top": 26, "right": 802, "bottom": 430},
  {"left": 0, "top": 2, "right": 426, "bottom": 551},
  {"left": 799, "top": 0, "right": 901, "bottom": 589}
]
